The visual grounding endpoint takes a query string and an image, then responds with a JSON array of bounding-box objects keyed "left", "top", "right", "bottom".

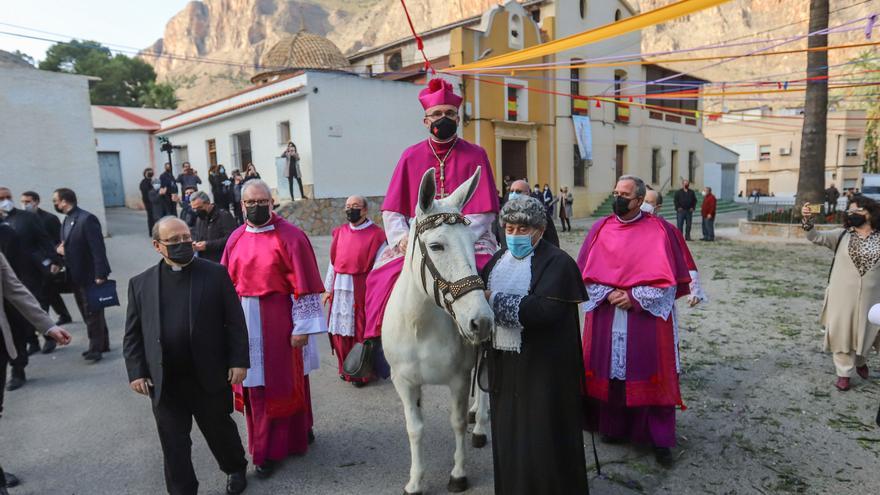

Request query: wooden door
[
  {"left": 501, "top": 140, "right": 528, "bottom": 182},
  {"left": 615, "top": 145, "right": 626, "bottom": 181}
]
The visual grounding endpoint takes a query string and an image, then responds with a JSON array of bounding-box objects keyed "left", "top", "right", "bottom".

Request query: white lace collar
[
  {"left": 245, "top": 223, "right": 276, "bottom": 233},
  {"left": 348, "top": 219, "right": 374, "bottom": 231},
  {"left": 615, "top": 212, "right": 643, "bottom": 224}
]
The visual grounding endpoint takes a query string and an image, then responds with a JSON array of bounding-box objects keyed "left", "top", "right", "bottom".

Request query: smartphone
[{"left": 808, "top": 204, "right": 822, "bottom": 214}]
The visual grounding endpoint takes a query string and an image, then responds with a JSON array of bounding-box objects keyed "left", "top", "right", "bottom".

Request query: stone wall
[
  {"left": 738, "top": 219, "right": 839, "bottom": 239},
  {"left": 276, "top": 196, "right": 385, "bottom": 236}
]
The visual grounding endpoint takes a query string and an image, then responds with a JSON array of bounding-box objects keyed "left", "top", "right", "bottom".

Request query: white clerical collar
[
  {"left": 348, "top": 219, "right": 374, "bottom": 231},
  {"left": 245, "top": 223, "right": 276, "bottom": 233},
  {"left": 616, "top": 212, "right": 643, "bottom": 224}
]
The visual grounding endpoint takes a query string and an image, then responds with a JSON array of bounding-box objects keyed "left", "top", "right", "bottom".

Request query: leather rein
[{"left": 413, "top": 212, "right": 486, "bottom": 318}]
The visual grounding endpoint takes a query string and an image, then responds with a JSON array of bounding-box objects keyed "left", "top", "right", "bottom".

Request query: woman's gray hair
[{"left": 500, "top": 196, "right": 547, "bottom": 229}]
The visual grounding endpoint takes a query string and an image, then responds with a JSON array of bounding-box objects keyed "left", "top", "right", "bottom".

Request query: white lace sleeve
[
  {"left": 291, "top": 293, "right": 328, "bottom": 335},
  {"left": 688, "top": 270, "right": 708, "bottom": 302},
  {"left": 491, "top": 292, "right": 525, "bottom": 328},
  {"left": 630, "top": 286, "right": 676, "bottom": 320},
  {"left": 382, "top": 211, "right": 410, "bottom": 248},
  {"left": 582, "top": 284, "right": 614, "bottom": 313},
  {"left": 324, "top": 262, "right": 335, "bottom": 291}
]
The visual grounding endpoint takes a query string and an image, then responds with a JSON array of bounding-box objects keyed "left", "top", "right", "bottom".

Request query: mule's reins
[{"left": 412, "top": 212, "right": 486, "bottom": 318}]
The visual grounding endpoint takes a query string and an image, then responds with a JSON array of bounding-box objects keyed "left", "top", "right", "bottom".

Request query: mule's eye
[{"left": 429, "top": 243, "right": 445, "bottom": 252}]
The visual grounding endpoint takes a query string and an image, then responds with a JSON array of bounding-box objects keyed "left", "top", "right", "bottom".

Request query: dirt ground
[{"left": 557, "top": 228, "right": 880, "bottom": 495}]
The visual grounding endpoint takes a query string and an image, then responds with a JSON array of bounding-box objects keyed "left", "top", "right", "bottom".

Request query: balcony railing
[{"left": 648, "top": 108, "right": 698, "bottom": 126}]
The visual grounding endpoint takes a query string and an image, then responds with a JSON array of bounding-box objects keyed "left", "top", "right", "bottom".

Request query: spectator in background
[
  {"left": 159, "top": 162, "right": 179, "bottom": 217},
  {"left": 139, "top": 168, "right": 160, "bottom": 235},
  {"left": 504, "top": 180, "right": 558, "bottom": 248},
  {"left": 282, "top": 142, "right": 305, "bottom": 200},
  {"left": 176, "top": 162, "right": 202, "bottom": 191},
  {"left": 231, "top": 171, "right": 244, "bottom": 224},
  {"left": 542, "top": 184, "right": 554, "bottom": 215},
  {"left": 242, "top": 163, "right": 260, "bottom": 185},
  {"left": 701, "top": 186, "right": 717, "bottom": 242},
  {"left": 20, "top": 190, "right": 72, "bottom": 329},
  {"left": 208, "top": 164, "right": 231, "bottom": 213},
  {"left": 190, "top": 191, "right": 237, "bottom": 264},
  {"left": 826, "top": 184, "right": 840, "bottom": 214},
  {"left": 558, "top": 186, "right": 573, "bottom": 232},
  {"left": 531, "top": 184, "right": 542, "bottom": 201},
  {"left": 53, "top": 188, "right": 111, "bottom": 363},
  {"left": 179, "top": 186, "right": 199, "bottom": 229},
  {"left": 673, "top": 179, "right": 698, "bottom": 241}
]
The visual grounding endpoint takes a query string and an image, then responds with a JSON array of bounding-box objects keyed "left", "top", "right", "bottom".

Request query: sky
[{"left": 0, "top": 0, "right": 190, "bottom": 62}]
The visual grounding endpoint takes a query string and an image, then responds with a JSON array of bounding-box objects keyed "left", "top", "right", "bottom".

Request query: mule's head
[{"left": 409, "top": 167, "right": 493, "bottom": 344}]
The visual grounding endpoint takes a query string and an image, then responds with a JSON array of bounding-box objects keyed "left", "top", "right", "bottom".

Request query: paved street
[{"left": 2, "top": 209, "right": 629, "bottom": 495}]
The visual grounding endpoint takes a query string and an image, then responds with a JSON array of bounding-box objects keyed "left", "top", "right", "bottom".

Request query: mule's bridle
[{"left": 413, "top": 212, "right": 486, "bottom": 318}]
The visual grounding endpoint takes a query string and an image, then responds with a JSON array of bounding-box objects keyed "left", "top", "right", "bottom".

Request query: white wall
[
  {"left": 307, "top": 72, "right": 425, "bottom": 198},
  {"left": 95, "top": 129, "right": 162, "bottom": 209},
  {"left": 0, "top": 68, "right": 107, "bottom": 231}
]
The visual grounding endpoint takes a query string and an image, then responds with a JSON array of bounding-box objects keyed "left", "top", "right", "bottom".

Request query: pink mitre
[{"left": 418, "top": 78, "right": 462, "bottom": 110}]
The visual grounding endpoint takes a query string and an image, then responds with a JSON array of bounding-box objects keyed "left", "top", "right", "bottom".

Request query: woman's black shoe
[{"left": 4, "top": 473, "right": 20, "bottom": 488}]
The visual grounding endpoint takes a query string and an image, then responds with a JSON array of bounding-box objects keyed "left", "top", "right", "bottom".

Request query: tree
[
  {"left": 10, "top": 50, "right": 35, "bottom": 67},
  {"left": 795, "top": 0, "right": 829, "bottom": 207},
  {"left": 39, "top": 40, "right": 177, "bottom": 109}
]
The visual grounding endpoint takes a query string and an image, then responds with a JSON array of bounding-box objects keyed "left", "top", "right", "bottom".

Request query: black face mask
[
  {"left": 847, "top": 213, "right": 867, "bottom": 228},
  {"left": 246, "top": 204, "right": 271, "bottom": 226},
  {"left": 430, "top": 117, "right": 457, "bottom": 141},
  {"left": 54, "top": 204, "right": 64, "bottom": 214},
  {"left": 612, "top": 196, "right": 634, "bottom": 216},
  {"left": 164, "top": 242, "right": 194, "bottom": 265},
  {"left": 346, "top": 208, "right": 362, "bottom": 223},
  {"left": 146, "top": 173, "right": 154, "bottom": 179},
  {"left": 196, "top": 209, "right": 208, "bottom": 219}
]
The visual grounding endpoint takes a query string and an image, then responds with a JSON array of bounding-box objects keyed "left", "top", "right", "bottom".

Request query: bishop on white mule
[{"left": 382, "top": 167, "right": 493, "bottom": 495}]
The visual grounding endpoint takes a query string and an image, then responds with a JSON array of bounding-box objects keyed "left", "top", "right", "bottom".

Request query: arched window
[
  {"left": 509, "top": 13, "right": 523, "bottom": 49},
  {"left": 615, "top": 9, "right": 622, "bottom": 21}
]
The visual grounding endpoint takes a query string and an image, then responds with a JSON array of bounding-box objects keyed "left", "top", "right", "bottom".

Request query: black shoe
[
  {"left": 308, "top": 429, "right": 315, "bottom": 445},
  {"left": 42, "top": 339, "right": 57, "bottom": 354},
  {"left": 81, "top": 350, "right": 89, "bottom": 357},
  {"left": 352, "top": 381, "right": 367, "bottom": 388},
  {"left": 26, "top": 341, "right": 40, "bottom": 355},
  {"left": 599, "top": 434, "right": 625, "bottom": 445},
  {"left": 6, "top": 376, "right": 25, "bottom": 391},
  {"left": 4, "top": 472, "right": 20, "bottom": 488},
  {"left": 83, "top": 351, "right": 102, "bottom": 363},
  {"left": 654, "top": 447, "right": 674, "bottom": 467},
  {"left": 254, "top": 460, "right": 277, "bottom": 479},
  {"left": 55, "top": 315, "right": 72, "bottom": 326},
  {"left": 226, "top": 470, "right": 247, "bottom": 494}
]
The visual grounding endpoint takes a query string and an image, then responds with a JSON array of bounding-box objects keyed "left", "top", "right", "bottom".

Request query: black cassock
[{"left": 480, "top": 240, "right": 589, "bottom": 495}]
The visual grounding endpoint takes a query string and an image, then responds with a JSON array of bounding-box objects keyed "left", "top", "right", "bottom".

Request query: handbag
[
  {"left": 86, "top": 280, "right": 120, "bottom": 311},
  {"left": 343, "top": 339, "right": 376, "bottom": 379}
]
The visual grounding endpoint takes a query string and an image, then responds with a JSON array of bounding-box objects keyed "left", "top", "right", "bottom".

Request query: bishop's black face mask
[
  {"left": 612, "top": 195, "right": 635, "bottom": 216},
  {"left": 346, "top": 208, "right": 362, "bottom": 223},
  {"left": 246, "top": 204, "right": 271, "bottom": 226},
  {"left": 430, "top": 117, "right": 458, "bottom": 141},
  {"left": 164, "top": 242, "right": 194, "bottom": 265}
]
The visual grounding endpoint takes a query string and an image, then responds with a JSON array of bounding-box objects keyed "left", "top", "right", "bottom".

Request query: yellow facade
[{"left": 448, "top": 5, "right": 554, "bottom": 193}]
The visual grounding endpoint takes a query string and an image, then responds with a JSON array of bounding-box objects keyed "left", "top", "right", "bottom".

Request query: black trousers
[
  {"left": 41, "top": 278, "right": 71, "bottom": 322},
  {"left": 72, "top": 285, "right": 109, "bottom": 354},
  {"left": 0, "top": 333, "right": 8, "bottom": 414},
  {"left": 153, "top": 378, "right": 247, "bottom": 495},
  {"left": 231, "top": 202, "right": 243, "bottom": 225},
  {"left": 3, "top": 304, "right": 30, "bottom": 383},
  {"left": 288, "top": 175, "right": 305, "bottom": 200}
]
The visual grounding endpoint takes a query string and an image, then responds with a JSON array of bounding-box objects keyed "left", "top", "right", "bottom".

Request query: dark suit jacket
[
  {"left": 123, "top": 258, "right": 249, "bottom": 404},
  {"left": 193, "top": 206, "right": 237, "bottom": 263},
  {"left": 4, "top": 207, "right": 59, "bottom": 272},
  {"left": 62, "top": 207, "right": 111, "bottom": 286},
  {"left": 35, "top": 208, "right": 62, "bottom": 247}
]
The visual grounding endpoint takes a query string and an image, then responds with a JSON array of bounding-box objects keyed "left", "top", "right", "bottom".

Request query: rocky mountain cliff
[{"left": 143, "top": 0, "right": 876, "bottom": 110}]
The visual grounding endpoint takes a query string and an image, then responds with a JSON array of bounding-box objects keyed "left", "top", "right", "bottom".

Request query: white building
[
  {"left": 92, "top": 105, "right": 176, "bottom": 209},
  {"left": 0, "top": 65, "right": 108, "bottom": 231},
  {"left": 157, "top": 70, "right": 424, "bottom": 201},
  {"left": 703, "top": 139, "right": 740, "bottom": 201}
]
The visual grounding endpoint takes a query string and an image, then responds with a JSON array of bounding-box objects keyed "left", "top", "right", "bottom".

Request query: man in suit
[
  {"left": 52, "top": 188, "right": 111, "bottom": 363},
  {"left": 503, "top": 180, "right": 559, "bottom": 247},
  {"left": 124, "top": 216, "right": 249, "bottom": 495},
  {"left": 20, "top": 191, "right": 73, "bottom": 329},
  {"left": 189, "top": 191, "right": 237, "bottom": 263},
  {"left": 0, "top": 251, "right": 72, "bottom": 494}
]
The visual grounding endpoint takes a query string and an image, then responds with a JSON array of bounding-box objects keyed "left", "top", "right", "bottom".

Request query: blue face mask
[
  {"left": 506, "top": 234, "right": 535, "bottom": 259},
  {"left": 508, "top": 191, "right": 523, "bottom": 201}
]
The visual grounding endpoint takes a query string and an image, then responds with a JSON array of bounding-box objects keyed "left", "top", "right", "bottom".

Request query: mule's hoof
[
  {"left": 467, "top": 411, "right": 476, "bottom": 424},
  {"left": 448, "top": 476, "right": 469, "bottom": 493},
  {"left": 471, "top": 433, "right": 487, "bottom": 448}
]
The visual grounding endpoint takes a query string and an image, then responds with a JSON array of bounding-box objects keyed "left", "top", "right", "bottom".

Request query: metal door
[{"left": 97, "top": 151, "right": 125, "bottom": 207}]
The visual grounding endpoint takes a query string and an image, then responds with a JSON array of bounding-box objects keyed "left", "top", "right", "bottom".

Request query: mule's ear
[
  {"left": 445, "top": 166, "right": 482, "bottom": 211},
  {"left": 416, "top": 168, "right": 436, "bottom": 215}
]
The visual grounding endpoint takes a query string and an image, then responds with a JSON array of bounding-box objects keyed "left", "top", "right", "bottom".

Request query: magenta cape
[
  {"left": 381, "top": 138, "right": 500, "bottom": 216},
  {"left": 222, "top": 214, "right": 325, "bottom": 419},
  {"left": 577, "top": 214, "right": 691, "bottom": 290}
]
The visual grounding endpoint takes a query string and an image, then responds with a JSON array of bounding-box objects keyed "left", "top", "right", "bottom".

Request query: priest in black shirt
[{"left": 124, "top": 217, "right": 250, "bottom": 495}]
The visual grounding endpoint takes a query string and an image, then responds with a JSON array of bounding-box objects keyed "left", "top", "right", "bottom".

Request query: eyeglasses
[
  {"left": 425, "top": 110, "right": 458, "bottom": 120},
  {"left": 159, "top": 235, "right": 192, "bottom": 244},
  {"left": 243, "top": 199, "right": 271, "bottom": 207}
]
